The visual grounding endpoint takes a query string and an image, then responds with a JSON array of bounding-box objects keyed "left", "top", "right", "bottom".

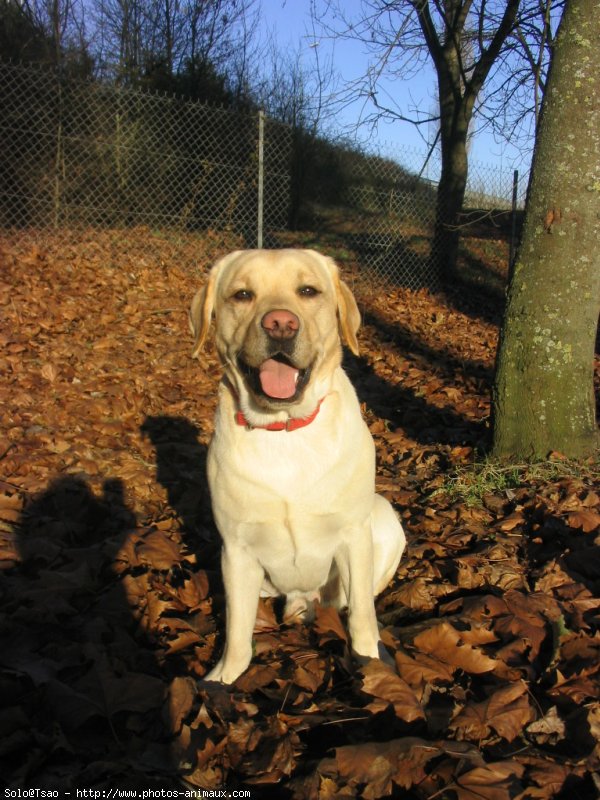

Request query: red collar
[{"left": 235, "top": 397, "right": 326, "bottom": 432}]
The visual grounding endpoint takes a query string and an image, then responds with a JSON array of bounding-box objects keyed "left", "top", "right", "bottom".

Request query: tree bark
[{"left": 493, "top": 0, "right": 600, "bottom": 459}]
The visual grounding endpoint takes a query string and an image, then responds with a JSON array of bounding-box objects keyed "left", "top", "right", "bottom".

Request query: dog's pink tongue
[{"left": 259, "top": 358, "right": 299, "bottom": 399}]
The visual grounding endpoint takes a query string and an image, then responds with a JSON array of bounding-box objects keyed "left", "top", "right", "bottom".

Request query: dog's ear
[
  {"left": 317, "top": 251, "right": 361, "bottom": 355},
  {"left": 336, "top": 278, "right": 361, "bottom": 356},
  {"left": 189, "top": 256, "right": 226, "bottom": 357},
  {"left": 190, "top": 251, "right": 245, "bottom": 357},
  {"left": 189, "top": 279, "right": 215, "bottom": 358}
]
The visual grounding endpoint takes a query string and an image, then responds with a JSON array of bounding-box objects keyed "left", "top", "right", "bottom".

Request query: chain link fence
[
  {"left": 0, "top": 60, "right": 525, "bottom": 290},
  {"left": 0, "top": 61, "right": 291, "bottom": 239},
  {"left": 296, "top": 137, "right": 525, "bottom": 289}
]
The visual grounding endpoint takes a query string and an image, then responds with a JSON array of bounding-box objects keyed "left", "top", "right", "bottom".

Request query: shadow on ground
[{"left": 0, "top": 417, "right": 219, "bottom": 791}]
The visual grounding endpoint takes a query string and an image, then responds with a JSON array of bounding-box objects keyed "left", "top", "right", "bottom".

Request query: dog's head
[{"left": 189, "top": 249, "right": 360, "bottom": 417}]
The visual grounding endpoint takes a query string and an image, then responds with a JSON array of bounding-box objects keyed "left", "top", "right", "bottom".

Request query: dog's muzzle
[
  {"left": 238, "top": 352, "right": 312, "bottom": 402},
  {"left": 238, "top": 309, "right": 313, "bottom": 403}
]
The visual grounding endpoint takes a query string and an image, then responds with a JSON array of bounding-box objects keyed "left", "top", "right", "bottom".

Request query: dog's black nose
[{"left": 261, "top": 309, "right": 299, "bottom": 340}]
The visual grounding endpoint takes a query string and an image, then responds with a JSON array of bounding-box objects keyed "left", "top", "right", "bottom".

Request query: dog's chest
[
  {"left": 210, "top": 423, "right": 362, "bottom": 509},
  {"left": 242, "top": 508, "right": 341, "bottom": 593}
]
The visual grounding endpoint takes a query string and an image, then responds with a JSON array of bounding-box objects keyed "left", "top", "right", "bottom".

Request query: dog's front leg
[
  {"left": 337, "top": 530, "right": 382, "bottom": 661},
  {"left": 204, "top": 542, "right": 264, "bottom": 684}
]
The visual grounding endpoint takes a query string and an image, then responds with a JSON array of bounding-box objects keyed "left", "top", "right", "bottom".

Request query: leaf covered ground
[{"left": 0, "top": 228, "right": 599, "bottom": 797}]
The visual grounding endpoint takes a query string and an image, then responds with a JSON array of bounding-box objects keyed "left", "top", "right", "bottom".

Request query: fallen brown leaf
[
  {"left": 413, "top": 621, "right": 498, "bottom": 674},
  {"left": 450, "top": 681, "right": 534, "bottom": 743},
  {"left": 360, "top": 660, "right": 425, "bottom": 722}
]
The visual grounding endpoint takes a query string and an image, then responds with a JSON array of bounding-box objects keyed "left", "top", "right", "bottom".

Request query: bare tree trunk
[
  {"left": 413, "top": 0, "right": 520, "bottom": 278},
  {"left": 493, "top": 0, "right": 600, "bottom": 459},
  {"left": 432, "top": 83, "right": 472, "bottom": 279}
]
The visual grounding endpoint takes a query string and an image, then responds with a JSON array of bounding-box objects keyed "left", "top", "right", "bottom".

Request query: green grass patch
[{"left": 432, "top": 455, "right": 600, "bottom": 507}]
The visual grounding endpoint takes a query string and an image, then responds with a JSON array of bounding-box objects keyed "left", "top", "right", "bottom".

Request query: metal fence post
[
  {"left": 257, "top": 109, "right": 265, "bottom": 248},
  {"left": 53, "top": 74, "right": 65, "bottom": 228}
]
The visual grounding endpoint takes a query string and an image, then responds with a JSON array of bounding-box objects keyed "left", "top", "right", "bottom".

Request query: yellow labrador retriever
[{"left": 190, "top": 249, "right": 405, "bottom": 683}]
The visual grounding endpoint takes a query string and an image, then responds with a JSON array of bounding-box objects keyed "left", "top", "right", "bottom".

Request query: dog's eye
[
  {"left": 298, "top": 285, "right": 320, "bottom": 298},
  {"left": 232, "top": 289, "right": 254, "bottom": 302}
]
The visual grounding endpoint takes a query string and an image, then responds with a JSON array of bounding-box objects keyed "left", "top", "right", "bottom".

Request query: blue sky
[{"left": 260, "top": 0, "right": 534, "bottom": 183}]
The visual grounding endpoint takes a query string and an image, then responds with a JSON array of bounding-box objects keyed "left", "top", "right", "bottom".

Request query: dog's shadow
[
  {"left": 141, "top": 415, "right": 216, "bottom": 549},
  {"left": 140, "top": 415, "right": 224, "bottom": 611},
  {"left": 2, "top": 416, "right": 222, "bottom": 790}
]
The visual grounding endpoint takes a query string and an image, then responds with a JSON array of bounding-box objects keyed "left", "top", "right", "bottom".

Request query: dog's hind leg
[
  {"left": 371, "top": 494, "right": 405, "bottom": 595},
  {"left": 322, "top": 495, "right": 405, "bottom": 608}
]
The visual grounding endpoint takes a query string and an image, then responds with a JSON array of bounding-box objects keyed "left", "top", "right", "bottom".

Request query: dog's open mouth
[{"left": 239, "top": 354, "right": 312, "bottom": 402}]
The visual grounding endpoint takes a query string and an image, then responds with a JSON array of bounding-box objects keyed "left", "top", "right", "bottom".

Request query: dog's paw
[
  {"left": 352, "top": 640, "right": 395, "bottom": 669},
  {"left": 202, "top": 656, "right": 249, "bottom": 685},
  {"left": 284, "top": 591, "right": 319, "bottom": 623},
  {"left": 202, "top": 660, "right": 228, "bottom": 684}
]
